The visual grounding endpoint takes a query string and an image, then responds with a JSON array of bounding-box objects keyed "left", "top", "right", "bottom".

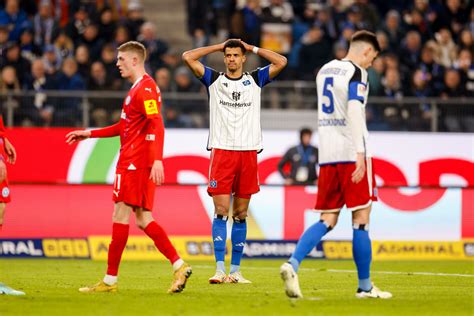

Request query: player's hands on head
[
  {"left": 240, "top": 40, "right": 252, "bottom": 52},
  {"left": 4, "top": 138, "right": 16, "bottom": 164},
  {"left": 65, "top": 130, "right": 91, "bottom": 144},
  {"left": 150, "top": 160, "right": 165, "bottom": 185},
  {"left": 0, "top": 159, "right": 6, "bottom": 183},
  {"left": 351, "top": 153, "right": 366, "bottom": 184}
]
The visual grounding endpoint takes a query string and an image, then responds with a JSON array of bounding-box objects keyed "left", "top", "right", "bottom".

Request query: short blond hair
[{"left": 117, "top": 41, "right": 146, "bottom": 61}]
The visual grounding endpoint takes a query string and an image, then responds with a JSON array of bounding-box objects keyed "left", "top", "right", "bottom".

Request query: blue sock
[
  {"left": 289, "top": 220, "right": 330, "bottom": 272},
  {"left": 212, "top": 215, "right": 228, "bottom": 272},
  {"left": 230, "top": 217, "right": 247, "bottom": 273},
  {"left": 353, "top": 224, "right": 372, "bottom": 291}
]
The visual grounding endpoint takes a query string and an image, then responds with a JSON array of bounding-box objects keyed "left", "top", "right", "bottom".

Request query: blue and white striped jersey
[{"left": 199, "top": 65, "right": 271, "bottom": 151}]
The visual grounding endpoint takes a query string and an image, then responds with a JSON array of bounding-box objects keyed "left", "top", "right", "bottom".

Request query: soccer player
[
  {"left": 280, "top": 31, "right": 392, "bottom": 299},
  {"left": 0, "top": 116, "right": 24, "bottom": 296},
  {"left": 66, "top": 41, "right": 192, "bottom": 293},
  {"left": 182, "top": 39, "right": 287, "bottom": 283}
]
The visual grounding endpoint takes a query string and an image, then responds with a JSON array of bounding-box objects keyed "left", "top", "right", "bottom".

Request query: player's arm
[
  {"left": 140, "top": 85, "right": 165, "bottom": 185},
  {"left": 182, "top": 42, "right": 225, "bottom": 78},
  {"left": 347, "top": 69, "right": 367, "bottom": 184},
  {"left": 241, "top": 40, "right": 287, "bottom": 79},
  {"left": 65, "top": 122, "right": 121, "bottom": 145},
  {"left": 0, "top": 116, "right": 17, "bottom": 164}
]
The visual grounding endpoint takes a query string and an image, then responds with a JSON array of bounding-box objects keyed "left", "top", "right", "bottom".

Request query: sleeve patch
[
  {"left": 144, "top": 99, "right": 159, "bottom": 115},
  {"left": 348, "top": 81, "right": 366, "bottom": 102}
]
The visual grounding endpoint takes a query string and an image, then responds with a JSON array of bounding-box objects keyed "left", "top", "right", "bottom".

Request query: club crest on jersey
[
  {"left": 210, "top": 180, "right": 217, "bottom": 188},
  {"left": 144, "top": 99, "right": 158, "bottom": 115},
  {"left": 2, "top": 187, "right": 9, "bottom": 198},
  {"left": 125, "top": 96, "right": 131, "bottom": 106},
  {"left": 242, "top": 80, "right": 251, "bottom": 86},
  {"left": 232, "top": 91, "right": 241, "bottom": 101}
]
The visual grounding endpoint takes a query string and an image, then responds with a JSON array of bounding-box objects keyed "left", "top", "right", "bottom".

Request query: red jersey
[{"left": 91, "top": 74, "right": 164, "bottom": 169}]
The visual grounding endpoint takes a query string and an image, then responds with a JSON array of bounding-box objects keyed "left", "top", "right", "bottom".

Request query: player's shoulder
[{"left": 138, "top": 75, "right": 159, "bottom": 94}]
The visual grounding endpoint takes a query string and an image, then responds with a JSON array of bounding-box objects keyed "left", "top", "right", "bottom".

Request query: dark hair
[
  {"left": 300, "top": 127, "right": 312, "bottom": 141},
  {"left": 223, "top": 40, "right": 246, "bottom": 54},
  {"left": 350, "top": 30, "right": 381, "bottom": 52}
]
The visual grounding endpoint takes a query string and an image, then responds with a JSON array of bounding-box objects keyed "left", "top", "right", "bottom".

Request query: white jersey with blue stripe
[
  {"left": 316, "top": 59, "right": 370, "bottom": 165},
  {"left": 199, "top": 65, "right": 271, "bottom": 151}
]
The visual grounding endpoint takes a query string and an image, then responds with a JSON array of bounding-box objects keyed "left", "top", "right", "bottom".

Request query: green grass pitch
[{"left": 0, "top": 259, "right": 472, "bottom": 316}]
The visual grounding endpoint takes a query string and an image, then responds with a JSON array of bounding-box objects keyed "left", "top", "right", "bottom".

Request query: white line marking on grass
[
  {"left": 327, "top": 269, "right": 474, "bottom": 278},
  {"left": 193, "top": 265, "right": 474, "bottom": 277}
]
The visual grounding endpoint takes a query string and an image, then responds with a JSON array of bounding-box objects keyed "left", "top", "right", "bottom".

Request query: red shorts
[
  {"left": 113, "top": 168, "right": 155, "bottom": 211},
  {"left": 208, "top": 149, "right": 259, "bottom": 198},
  {"left": 0, "top": 177, "right": 11, "bottom": 203},
  {"left": 315, "top": 158, "right": 377, "bottom": 212}
]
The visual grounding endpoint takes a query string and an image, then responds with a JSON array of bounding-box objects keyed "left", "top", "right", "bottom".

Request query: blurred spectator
[
  {"left": 314, "top": 5, "right": 337, "bottom": 42},
  {"left": 65, "top": 5, "right": 91, "bottom": 45},
  {"left": 74, "top": 44, "right": 91, "bottom": 80},
  {"left": 53, "top": 30, "right": 74, "bottom": 60},
  {"left": 100, "top": 43, "right": 122, "bottom": 90},
  {"left": 261, "top": 0, "right": 294, "bottom": 23},
  {"left": 344, "top": 5, "right": 368, "bottom": 31},
  {"left": 434, "top": 0, "right": 468, "bottom": 34},
  {"left": 54, "top": 57, "right": 86, "bottom": 126},
  {"left": 403, "top": 8, "right": 432, "bottom": 42},
  {"left": 163, "top": 107, "right": 194, "bottom": 128},
  {"left": 441, "top": 69, "right": 468, "bottom": 132},
  {"left": 297, "top": 26, "right": 331, "bottom": 80},
  {"left": 33, "top": 0, "right": 59, "bottom": 48},
  {"left": 419, "top": 41, "right": 445, "bottom": 94},
  {"left": 20, "top": 59, "right": 56, "bottom": 126},
  {"left": 0, "top": 25, "right": 9, "bottom": 65},
  {"left": 454, "top": 48, "right": 474, "bottom": 97},
  {"left": 0, "top": 65, "right": 21, "bottom": 117},
  {"left": 458, "top": 28, "right": 473, "bottom": 51},
  {"left": 20, "top": 28, "right": 42, "bottom": 61},
  {"left": 432, "top": 28, "right": 457, "bottom": 68},
  {"left": 277, "top": 127, "right": 318, "bottom": 185},
  {"left": 4, "top": 42, "right": 30, "bottom": 85},
  {"left": 173, "top": 66, "right": 200, "bottom": 93},
  {"left": 405, "top": 69, "right": 434, "bottom": 131},
  {"left": 399, "top": 30, "right": 422, "bottom": 71},
  {"left": 375, "top": 31, "right": 389, "bottom": 54},
  {"left": 381, "top": 10, "right": 403, "bottom": 52},
  {"left": 230, "top": 0, "right": 261, "bottom": 46},
  {"left": 78, "top": 24, "right": 104, "bottom": 61},
  {"left": 88, "top": 61, "right": 114, "bottom": 127},
  {"left": 336, "top": 22, "right": 355, "bottom": 51},
  {"left": 154, "top": 67, "right": 172, "bottom": 93},
  {"left": 0, "top": 0, "right": 31, "bottom": 42},
  {"left": 97, "top": 6, "right": 117, "bottom": 40},
  {"left": 42, "top": 44, "right": 61, "bottom": 75},
  {"left": 380, "top": 68, "right": 403, "bottom": 99},
  {"left": 124, "top": 1, "right": 145, "bottom": 40},
  {"left": 367, "top": 56, "right": 384, "bottom": 96},
  {"left": 211, "top": 0, "right": 234, "bottom": 41},
  {"left": 332, "top": 41, "right": 347, "bottom": 60},
  {"left": 112, "top": 25, "right": 130, "bottom": 49},
  {"left": 137, "top": 22, "right": 169, "bottom": 72},
  {"left": 186, "top": 0, "right": 211, "bottom": 49},
  {"left": 354, "top": 0, "right": 379, "bottom": 31}
]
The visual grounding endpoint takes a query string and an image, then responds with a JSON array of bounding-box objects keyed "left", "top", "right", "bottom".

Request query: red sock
[
  {"left": 144, "top": 221, "right": 180, "bottom": 264},
  {"left": 106, "top": 223, "right": 129, "bottom": 276}
]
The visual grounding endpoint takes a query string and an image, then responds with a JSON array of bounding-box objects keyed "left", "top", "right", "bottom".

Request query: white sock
[
  {"left": 172, "top": 259, "right": 184, "bottom": 271},
  {"left": 103, "top": 275, "right": 117, "bottom": 285}
]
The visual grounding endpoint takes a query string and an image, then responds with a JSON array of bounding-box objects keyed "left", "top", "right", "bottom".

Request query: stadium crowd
[{"left": 0, "top": 0, "right": 472, "bottom": 131}]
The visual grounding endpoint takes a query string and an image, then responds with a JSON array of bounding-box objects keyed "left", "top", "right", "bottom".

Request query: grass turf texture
[{"left": 0, "top": 259, "right": 472, "bottom": 316}]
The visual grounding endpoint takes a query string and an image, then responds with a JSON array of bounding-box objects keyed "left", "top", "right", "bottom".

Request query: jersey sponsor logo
[
  {"left": 242, "top": 80, "right": 251, "bottom": 86},
  {"left": 2, "top": 187, "right": 9, "bottom": 197},
  {"left": 145, "top": 134, "right": 156, "bottom": 141},
  {"left": 144, "top": 99, "right": 158, "bottom": 115},
  {"left": 209, "top": 180, "right": 217, "bottom": 188},
  {"left": 232, "top": 91, "right": 241, "bottom": 101},
  {"left": 219, "top": 100, "right": 252, "bottom": 108},
  {"left": 125, "top": 96, "right": 131, "bottom": 106}
]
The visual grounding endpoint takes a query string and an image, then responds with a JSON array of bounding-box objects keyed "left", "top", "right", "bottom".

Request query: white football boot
[
  {"left": 356, "top": 283, "right": 392, "bottom": 299},
  {"left": 280, "top": 262, "right": 303, "bottom": 298}
]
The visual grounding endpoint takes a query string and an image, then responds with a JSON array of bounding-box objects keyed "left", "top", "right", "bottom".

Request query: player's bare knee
[
  {"left": 232, "top": 208, "right": 247, "bottom": 220},
  {"left": 214, "top": 204, "right": 229, "bottom": 216},
  {"left": 320, "top": 212, "right": 339, "bottom": 229},
  {"left": 352, "top": 208, "right": 371, "bottom": 225}
]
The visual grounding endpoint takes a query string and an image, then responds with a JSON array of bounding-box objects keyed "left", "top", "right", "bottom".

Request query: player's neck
[
  {"left": 129, "top": 69, "right": 147, "bottom": 84},
  {"left": 343, "top": 53, "right": 363, "bottom": 69},
  {"left": 226, "top": 69, "right": 243, "bottom": 79}
]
